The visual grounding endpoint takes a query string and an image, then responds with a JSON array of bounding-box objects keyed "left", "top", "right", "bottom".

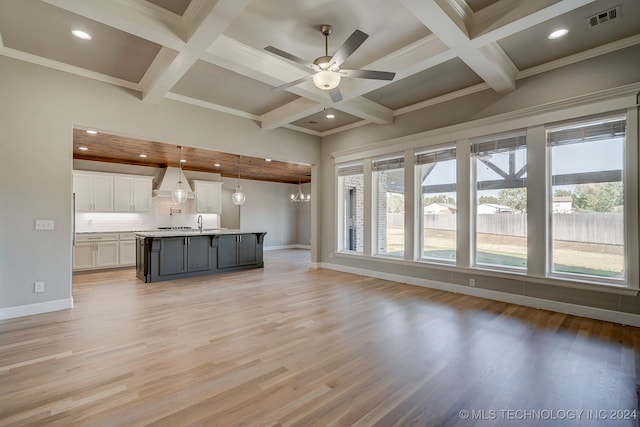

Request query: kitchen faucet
[{"left": 197, "top": 214, "right": 203, "bottom": 231}]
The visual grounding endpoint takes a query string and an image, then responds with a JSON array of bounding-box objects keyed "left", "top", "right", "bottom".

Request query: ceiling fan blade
[
  {"left": 265, "top": 46, "right": 314, "bottom": 69},
  {"left": 272, "top": 75, "right": 313, "bottom": 90},
  {"left": 340, "top": 69, "right": 396, "bottom": 80},
  {"left": 328, "top": 87, "right": 342, "bottom": 103},
  {"left": 330, "top": 30, "right": 368, "bottom": 67}
]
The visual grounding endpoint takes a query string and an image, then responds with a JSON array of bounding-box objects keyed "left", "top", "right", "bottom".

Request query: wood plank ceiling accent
[{"left": 73, "top": 129, "right": 311, "bottom": 184}]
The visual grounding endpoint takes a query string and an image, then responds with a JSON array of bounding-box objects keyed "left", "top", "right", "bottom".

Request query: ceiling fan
[{"left": 265, "top": 25, "right": 395, "bottom": 103}]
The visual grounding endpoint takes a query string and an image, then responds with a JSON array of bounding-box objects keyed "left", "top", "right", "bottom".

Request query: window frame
[
  {"left": 336, "top": 162, "right": 365, "bottom": 255},
  {"left": 415, "top": 144, "right": 457, "bottom": 263},
  {"left": 470, "top": 130, "right": 528, "bottom": 272},
  {"left": 372, "top": 154, "right": 406, "bottom": 258},
  {"left": 545, "top": 112, "right": 628, "bottom": 285}
]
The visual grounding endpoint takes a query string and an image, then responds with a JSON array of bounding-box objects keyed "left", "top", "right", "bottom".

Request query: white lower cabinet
[
  {"left": 73, "top": 243, "right": 96, "bottom": 270},
  {"left": 73, "top": 233, "right": 125, "bottom": 271},
  {"left": 118, "top": 233, "right": 136, "bottom": 266},
  {"left": 95, "top": 241, "right": 119, "bottom": 268}
]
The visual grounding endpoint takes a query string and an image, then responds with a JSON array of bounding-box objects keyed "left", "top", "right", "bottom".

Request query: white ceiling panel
[
  {"left": 0, "top": 0, "right": 162, "bottom": 83},
  {"left": 223, "top": 0, "right": 431, "bottom": 70},
  {"left": 499, "top": 0, "right": 640, "bottom": 70},
  {"left": 292, "top": 108, "right": 362, "bottom": 132},
  {"left": 363, "top": 58, "right": 483, "bottom": 110},
  {"left": 172, "top": 60, "right": 299, "bottom": 115}
]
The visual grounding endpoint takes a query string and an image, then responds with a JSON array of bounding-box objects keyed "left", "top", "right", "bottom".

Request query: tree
[
  {"left": 497, "top": 188, "right": 527, "bottom": 212},
  {"left": 478, "top": 195, "right": 500, "bottom": 205},
  {"left": 553, "top": 189, "right": 573, "bottom": 197},
  {"left": 573, "top": 182, "right": 623, "bottom": 212},
  {"left": 423, "top": 194, "right": 455, "bottom": 207},
  {"left": 387, "top": 193, "right": 405, "bottom": 213}
]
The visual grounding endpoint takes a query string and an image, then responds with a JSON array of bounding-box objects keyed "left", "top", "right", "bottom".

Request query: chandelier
[{"left": 291, "top": 179, "right": 310, "bottom": 203}]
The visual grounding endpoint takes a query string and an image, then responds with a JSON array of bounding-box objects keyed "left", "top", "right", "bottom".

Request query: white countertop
[{"left": 135, "top": 229, "right": 267, "bottom": 238}]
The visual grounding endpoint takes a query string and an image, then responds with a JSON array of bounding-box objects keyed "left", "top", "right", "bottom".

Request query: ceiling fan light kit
[
  {"left": 313, "top": 70, "right": 340, "bottom": 90},
  {"left": 265, "top": 24, "right": 395, "bottom": 101}
]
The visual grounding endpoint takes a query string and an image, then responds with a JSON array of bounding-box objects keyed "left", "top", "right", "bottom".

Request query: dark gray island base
[{"left": 135, "top": 230, "right": 267, "bottom": 283}]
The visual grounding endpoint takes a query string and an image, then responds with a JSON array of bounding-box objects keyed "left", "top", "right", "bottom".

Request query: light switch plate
[{"left": 35, "top": 220, "right": 54, "bottom": 230}]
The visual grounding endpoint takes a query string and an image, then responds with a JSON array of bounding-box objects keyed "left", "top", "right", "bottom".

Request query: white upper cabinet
[
  {"left": 114, "top": 176, "right": 152, "bottom": 212},
  {"left": 73, "top": 172, "right": 114, "bottom": 212},
  {"left": 74, "top": 171, "right": 152, "bottom": 213},
  {"left": 194, "top": 180, "right": 222, "bottom": 213}
]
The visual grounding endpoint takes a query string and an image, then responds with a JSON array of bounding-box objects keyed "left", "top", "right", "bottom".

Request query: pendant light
[
  {"left": 232, "top": 155, "right": 246, "bottom": 205},
  {"left": 172, "top": 146, "right": 187, "bottom": 204},
  {"left": 290, "top": 178, "right": 310, "bottom": 202}
]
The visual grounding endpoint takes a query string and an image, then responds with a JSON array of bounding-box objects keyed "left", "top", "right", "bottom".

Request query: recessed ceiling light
[
  {"left": 139, "top": 154, "right": 147, "bottom": 158},
  {"left": 548, "top": 29, "right": 569, "bottom": 39},
  {"left": 265, "top": 158, "right": 272, "bottom": 162},
  {"left": 214, "top": 163, "right": 220, "bottom": 167},
  {"left": 86, "top": 129, "right": 98, "bottom": 135},
  {"left": 180, "top": 159, "right": 187, "bottom": 163},
  {"left": 326, "top": 113, "right": 335, "bottom": 119},
  {"left": 72, "top": 30, "right": 92, "bottom": 40},
  {"left": 78, "top": 146, "right": 88, "bottom": 151}
]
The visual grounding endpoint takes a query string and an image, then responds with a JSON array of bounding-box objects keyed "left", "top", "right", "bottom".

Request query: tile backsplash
[{"left": 75, "top": 197, "right": 220, "bottom": 232}]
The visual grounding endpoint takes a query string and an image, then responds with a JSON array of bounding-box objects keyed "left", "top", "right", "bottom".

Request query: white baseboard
[
  {"left": 0, "top": 298, "right": 74, "bottom": 321},
  {"left": 319, "top": 262, "right": 640, "bottom": 328},
  {"left": 265, "top": 245, "right": 311, "bottom": 251}
]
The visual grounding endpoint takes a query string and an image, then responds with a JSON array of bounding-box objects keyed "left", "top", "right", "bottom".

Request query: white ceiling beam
[
  {"left": 260, "top": 98, "right": 324, "bottom": 130},
  {"left": 398, "top": 0, "right": 517, "bottom": 93},
  {"left": 141, "top": 0, "right": 252, "bottom": 103},
  {"left": 204, "top": 36, "right": 323, "bottom": 101},
  {"left": 41, "top": 0, "right": 185, "bottom": 50},
  {"left": 334, "top": 95, "right": 394, "bottom": 125}
]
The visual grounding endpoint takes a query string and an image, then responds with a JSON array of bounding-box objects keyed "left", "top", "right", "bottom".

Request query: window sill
[{"left": 333, "top": 252, "right": 638, "bottom": 296}]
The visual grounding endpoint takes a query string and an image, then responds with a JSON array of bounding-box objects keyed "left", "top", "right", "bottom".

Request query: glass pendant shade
[
  {"left": 232, "top": 155, "right": 246, "bottom": 205},
  {"left": 313, "top": 70, "right": 340, "bottom": 90},
  {"left": 232, "top": 186, "right": 246, "bottom": 205},
  {"left": 172, "top": 146, "right": 188, "bottom": 204},
  {"left": 172, "top": 181, "right": 187, "bottom": 204}
]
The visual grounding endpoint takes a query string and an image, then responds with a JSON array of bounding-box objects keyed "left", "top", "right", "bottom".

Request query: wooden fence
[{"left": 416, "top": 213, "right": 624, "bottom": 245}]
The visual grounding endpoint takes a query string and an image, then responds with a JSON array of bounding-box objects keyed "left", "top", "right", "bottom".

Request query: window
[
  {"left": 416, "top": 147, "right": 456, "bottom": 261},
  {"left": 547, "top": 115, "right": 626, "bottom": 280},
  {"left": 338, "top": 163, "right": 364, "bottom": 253},
  {"left": 373, "top": 155, "right": 405, "bottom": 258},
  {"left": 472, "top": 133, "right": 527, "bottom": 269}
]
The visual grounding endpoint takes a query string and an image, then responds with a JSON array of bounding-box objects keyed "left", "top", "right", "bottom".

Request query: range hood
[{"left": 153, "top": 167, "right": 195, "bottom": 198}]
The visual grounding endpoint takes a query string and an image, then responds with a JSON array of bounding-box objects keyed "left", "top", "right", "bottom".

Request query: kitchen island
[{"left": 135, "top": 229, "right": 266, "bottom": 283}]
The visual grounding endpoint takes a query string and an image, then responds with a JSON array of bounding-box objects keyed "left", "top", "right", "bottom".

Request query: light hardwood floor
[{"left": 1, "top": 249, "right": 639, "bottom": 426}]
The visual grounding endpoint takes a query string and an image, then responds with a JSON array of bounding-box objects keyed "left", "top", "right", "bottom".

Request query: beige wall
[{"left": 0, "top": 56, "right": 320, "bottom": 313}]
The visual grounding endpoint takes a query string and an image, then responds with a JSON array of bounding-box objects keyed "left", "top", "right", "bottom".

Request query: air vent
[{"left": 587, "top": 5, "right": 621, "bottom": 28}]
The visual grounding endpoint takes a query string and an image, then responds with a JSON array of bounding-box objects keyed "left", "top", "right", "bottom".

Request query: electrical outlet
[
  {"left": 35, "top": 220, "right": 54, "bottom": 230},
  {"left": 469, "top": 278, "right": 476, "bottom": 287},
  {"left": 34, "top": 282, "right": 45, "bottom": 293}
]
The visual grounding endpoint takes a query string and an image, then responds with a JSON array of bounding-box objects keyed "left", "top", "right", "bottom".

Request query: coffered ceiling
[
  {"left": 0, "top": 0, "right": 640, "bottom": 181},
  {"left": 1, "top": 0, "right": 639, "bottom": 138}
]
